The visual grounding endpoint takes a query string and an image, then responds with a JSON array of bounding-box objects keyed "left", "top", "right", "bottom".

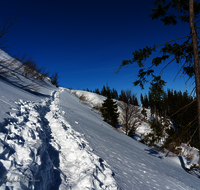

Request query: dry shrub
[
  {"left": 185, "top": 164, "right": 200, "bottom": 177},
  {"left": 50, "top": 71, "right": 59, "bottom": 87},
  {"left": 72, "top": 91, "right": 87, "bottom": 102},
  {"left": 0, "top": 14, "right": 50, "bottom": 92},
  {"left": 165, "top": 141, "right": 182, "bottom": 157},
  {"left": 71, "top": 90, "right": 76, "bottom": 95},
  {"left": 0, "top": 57, "right": 22, "bottom": 76},
  {"left": 112, "top": 127, "right": 122, "bottom": 133},
  {"left": 94, "top": 103, "right": 102, "bottom": 111},
  {"left": 19, "top": 55, "right": 50, "bottom": 82},
  {"left": 174, "top": 147, "right": 182, "bottom": 155},
  {"left": 86, "top": 97, "right": 95, "bottom": 104},
  {"left": 91, "top": 103, "right": 102, "bottom": 113},
  {"left": 0, "top": 53, "right": 51, "bottom": 92},
  {"left": 186, "top": 152, "right": 196, "bottom": 162},
  {"left": 78, "top": 94, "right": 87, "bottom": 101},
  {"left": 0, "top": 57, "right": 41, "bottom": 92},
  {"left": 168, "top": 142, "right": 177, "bottom": 153},
  {"left": 71, "top": 91, "right": 79, "bottom": 98}
]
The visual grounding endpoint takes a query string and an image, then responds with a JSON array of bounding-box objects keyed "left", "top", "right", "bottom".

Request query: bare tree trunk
[
  {"left": 155, "top": 105, "right": 158, "bottom": 124},
  {"left": 189, "top": 0, "right": 200, "bottom": 167}
]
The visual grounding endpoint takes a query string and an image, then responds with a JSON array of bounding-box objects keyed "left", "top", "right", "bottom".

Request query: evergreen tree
[
  {"left": 94, "top": 88, "right": 100, "bottom": 95},
  {"left": 105, "top": 84, "right": 111, "bottom": 97},
  {"left": 101, "top": 84, "right": 111, "bottom": 98},
  {"left": 101, "top": 85, "right": 107, "bottom": 96},
  {"left": 149, "top": 74, "right": 166, "bottom": 123},
  {"left": 119, "top": 89, "right": 138, "bottom": 105},
  {"left": 148, "top": 91, "right": 153, "bottom": 112},
  {"left": 143, "top": 94, "right": 149, "bottom": 109},
  {"left": 117, "top": 0, "right": 200, "bottom": 166},
  {"left": 142, "top": 75, "right": 167, "bottom": 147},
  {"left": 119, "top": 90, "right": 128, "bottom": 103},
  {"left": 111, "top": 88, "right": 118, "bottom": 99},
  {"left": 133, "top": 95, "right": 139, "bottom": 106},
  {"left": 100, "top": 92, "right": 119, "bottom": 128},
  {"left": 162, "top": 91, "right": 168, "bottom": 117}
]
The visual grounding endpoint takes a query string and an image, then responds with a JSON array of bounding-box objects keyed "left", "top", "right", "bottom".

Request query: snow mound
[
  {"left": 0, "top": 88, "right": 118, "bottom": 190},
  {"left": 70, "top": 89, "right": 106, "bottom": 107}
]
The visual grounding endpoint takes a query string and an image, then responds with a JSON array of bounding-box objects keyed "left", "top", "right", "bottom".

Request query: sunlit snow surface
[{"left": 0, "top": 51, "right": 200, "bottom": 189}]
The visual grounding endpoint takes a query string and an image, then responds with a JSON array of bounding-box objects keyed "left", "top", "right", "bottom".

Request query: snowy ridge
[{"left": 0, "top": 88, "right": 118, "bottom": 190}]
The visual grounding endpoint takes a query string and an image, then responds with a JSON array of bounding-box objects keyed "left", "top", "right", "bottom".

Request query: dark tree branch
[
  {"left": 159, "top": 41, "right": 193, "bottom": 76},
  {"left": 160, "top": 58, "right": 176, "bottom": 76},
  {"left": 154, "top": 34, "right": 192, "bottom": 50},
  {"left": 0, "top": 14, "right": 21, "bottom": 39},
  {"left": 169, "top": 99, "right": 197, "bottom": 118}
]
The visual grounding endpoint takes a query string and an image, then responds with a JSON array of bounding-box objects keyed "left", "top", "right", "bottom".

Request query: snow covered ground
[
  {"left": 71, "top": 89, "right": 200, "bottom": 166},
  {"left": 0, "top": 50, "right": 200, "bottom": 189}
]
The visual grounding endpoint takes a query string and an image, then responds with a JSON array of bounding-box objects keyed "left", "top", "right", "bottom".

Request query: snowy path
[
  {"left": 1, "top": 85, "right": 200, "bottom": 190},
  {"left": 46, "top": 89, "right": 118, "bottom": 190},
  {"left": 0, "top": 89, "right": 118, "bottom": 190}
]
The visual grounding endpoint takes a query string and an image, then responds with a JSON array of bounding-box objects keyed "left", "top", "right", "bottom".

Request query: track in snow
[{"left": 0, "top": 89, "right": 118, "bottom": 190}]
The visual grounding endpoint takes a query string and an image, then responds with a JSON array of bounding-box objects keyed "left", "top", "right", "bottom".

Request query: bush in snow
[{"left": 50, "top": 71, "right": 59, "bottom": 87}]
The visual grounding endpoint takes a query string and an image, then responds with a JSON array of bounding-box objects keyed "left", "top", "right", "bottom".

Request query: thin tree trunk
[
  {"left": 155, "top": 105, "right": 158, "bottom": 124},
  {"left": 189, "top": 0, "right": 200, "bottom": 167}
]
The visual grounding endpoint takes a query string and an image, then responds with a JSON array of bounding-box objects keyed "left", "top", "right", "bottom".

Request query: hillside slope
[
  {"left": 58, "top": 88, "right": 200, "bottom": 190},
  {"left": 0, "top": 50, "right": 200, "bottom": 189}
]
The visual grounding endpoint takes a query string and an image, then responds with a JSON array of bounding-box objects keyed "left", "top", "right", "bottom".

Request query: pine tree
[
  {"left": 94, "top": 88, "right": 100, "bottom": 95},
  {"left": 149, "top": 74, "right": 166, "bottom": 123},
  {"left": 142, "top": 75, "right": 167, "bottom": 147},
  {"left": 105, "top": 84, "right": 111, "bottom": 97},
  {"left": 117, "top": 0, "right": 200, "bottom": 166},
  {"left": 162, "top": 91, "right": 168, "bottom": 117},
  {"left": 133, "top": 95, "right": 139, "bottom": 106},
  {"left": 143, "top": 94, "right": 149, "bottom": 109},
  {"left": 111, "top": 88, "right": 118, "bottom": 99},
  {"left": 148, "top": 91, "right": 153, "bottom": 112},
  {"left": 119, "top": 90, "right": 128, "bottom": 103},
  {"left": 100, "top": 92, "right": 119, "bottom": 128},
  {"left": 101, "top": 85, "right": 107, "bottom": 96}
]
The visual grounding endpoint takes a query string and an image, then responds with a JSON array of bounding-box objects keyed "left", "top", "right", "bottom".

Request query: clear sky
[{"left": 0, "top": 0, "right": 194, "bottom": 98}]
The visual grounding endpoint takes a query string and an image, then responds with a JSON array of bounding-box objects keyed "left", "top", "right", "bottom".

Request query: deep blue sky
[{"left": 0, "top": 0, "right": 194, "bottom": 97}]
